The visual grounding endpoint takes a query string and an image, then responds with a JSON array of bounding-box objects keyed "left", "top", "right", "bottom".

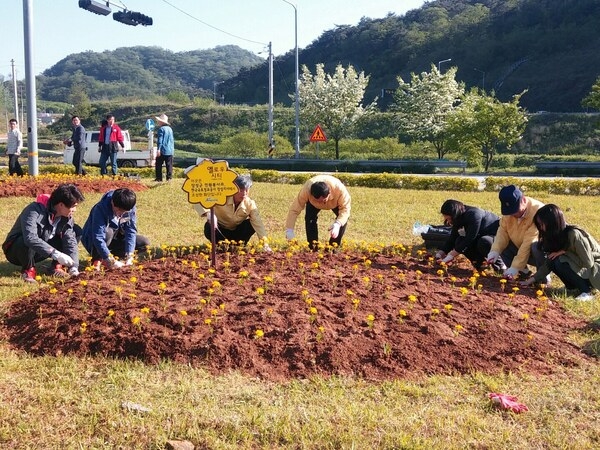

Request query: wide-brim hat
[
  {"left": 499, "top": 184, "right": 523, "bottom": 215},
  {"left": 155, "top": 114, "right": 169, "bottom": 125}
]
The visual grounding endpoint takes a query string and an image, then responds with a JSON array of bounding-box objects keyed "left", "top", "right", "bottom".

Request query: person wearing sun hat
[
  {"left": 154, "top": 113, "right": 174, "bottom": 182},
  {"left": 486, "top": 185, "right": 546, "bottom": 281}
]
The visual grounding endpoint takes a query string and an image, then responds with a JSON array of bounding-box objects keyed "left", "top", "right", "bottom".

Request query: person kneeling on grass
[
  {"left": 520, "top": 204, "right": 600, "bottom": 301},
  {"left": 2, "top": 184, "right": 85, "bottom": 282},
  {"left": 195, "top": 174, "right": 271, "bottom": 251},
  {"left": 81, "top": 188, "right": 150, "bottom": 270}
]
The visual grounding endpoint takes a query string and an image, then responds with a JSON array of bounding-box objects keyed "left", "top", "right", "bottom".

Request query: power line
[{"left": 158, "top": 0, "right": 266, "bottom": 47}]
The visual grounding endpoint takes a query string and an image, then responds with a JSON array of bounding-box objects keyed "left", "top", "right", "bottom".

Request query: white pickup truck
[{"left": 64, "top": 130, "right": 157, "bottom": 168}]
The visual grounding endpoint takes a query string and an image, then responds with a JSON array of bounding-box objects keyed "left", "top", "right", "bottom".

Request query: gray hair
[{"left": 234, "top": 174, "right": 253, "bottom": 190}]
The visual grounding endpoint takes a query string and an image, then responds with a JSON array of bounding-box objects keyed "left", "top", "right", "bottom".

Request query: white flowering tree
[
  {"left": 446, "top": 90, "right": 528, "bottom": 171},
  {"left": 298, "top": 63, "right": 374, "bottom": 159},
  {"left": 393, "top": 65, "right": 464, "bottom": 159}
]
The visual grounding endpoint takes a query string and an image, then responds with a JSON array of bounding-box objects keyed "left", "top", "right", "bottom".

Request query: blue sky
[{"left": 1, "top": 0, "right": 425, "bottom": 80}]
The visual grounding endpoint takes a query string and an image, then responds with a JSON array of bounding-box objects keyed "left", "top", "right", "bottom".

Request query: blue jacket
[
  {"left": 157, "top": 125, "right": 174, "bottom": 156},
  {"left": 81, "top": 190, "right": 138, "bottom": 259}
]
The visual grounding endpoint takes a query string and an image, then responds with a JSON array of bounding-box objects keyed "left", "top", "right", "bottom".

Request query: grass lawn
[{"left": 0, "top": 178, "right": 599, "bottom": 449}]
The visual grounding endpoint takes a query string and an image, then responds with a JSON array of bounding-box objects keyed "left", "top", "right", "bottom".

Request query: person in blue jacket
[
  {"left": 154, "top": 113, "right": 174, "bottom": 182},
  {"left": 81, "top": 188, "right": 150, "bottom": 269},
  {"left": 435, "top": 199, "right": 504, "bottom": 271}
]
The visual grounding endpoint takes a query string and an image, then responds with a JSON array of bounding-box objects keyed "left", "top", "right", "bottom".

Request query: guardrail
[{"left": 178, "top": 158, "right": 467, "bottom": 174}]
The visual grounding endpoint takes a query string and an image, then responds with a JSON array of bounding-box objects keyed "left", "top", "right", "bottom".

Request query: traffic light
[
  {"left": 113, "top": 11, "right": 153, "bottom": 26},
  {"left": 78, "top": 0, "right": 111, "bottom": 16}
]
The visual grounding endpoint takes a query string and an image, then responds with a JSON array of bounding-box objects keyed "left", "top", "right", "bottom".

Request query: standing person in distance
[
  {"left": 521, "top": 204, "right": 600, "bottom": 301},
  {"left": 98, "top": 114, "right": 124, "bottom": 176},
  {"left": 285, "top": 174, "right": 351, "bottom": 250},
  {"left": 154, "top": 113, "right": 174, "bottom": 182},
  {"left": 486, "top": 185, "right": 546, "bottom": 280},
  {"left": 6, "top": 118, "right": 24, "bottom": 176},
  {"left": 64, "top": 115, "right": 86, "bottom": 175},
  {"left": 435, "top": 199, "right": 502, "bottom": 271},
  {"left": 81, "top": 188, "right": 150, "bottom": 270},
  {"left": 2, "top": 184, "right": 85, "bottom": 282}
]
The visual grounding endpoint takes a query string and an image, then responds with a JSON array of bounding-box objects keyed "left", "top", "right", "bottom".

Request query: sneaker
[
  {"left": 21, "top": 267, "right": 37, "bottom": 283},
  {"left": 51, "top": 264, "right": 69, "bottom": 277},
  {"left": 575, "top": 292, "right": 594, "bottom": 302}
]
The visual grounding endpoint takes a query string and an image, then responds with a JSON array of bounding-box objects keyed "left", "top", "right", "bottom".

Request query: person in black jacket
[
  {"left": 435, "top": 199, "right": 505, "bottom": 271},
  {"left": 64, "top": 115, "right": 86, "bottom": 175},
  {"left": 2, "top": 184, "right": 85, "bottom": 282}
]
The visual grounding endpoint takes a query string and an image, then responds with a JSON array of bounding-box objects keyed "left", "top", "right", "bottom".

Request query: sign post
[
  {"left": 309, "top": 124, "right": 327, "bottom": 159},
  {"left": 182, "top": 159, "right": 239, "bottom": 266}
]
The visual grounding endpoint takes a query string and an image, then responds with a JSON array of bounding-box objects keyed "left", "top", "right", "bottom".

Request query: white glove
[
  {"left": 442, "top": 250, "right": 459, "bottom": 264},
  {"left": 104, "top": 256, "right": 125, "bottom": 269},
  {"left": 52, "top": 250, "right": 74, "bottom": 267},
  {"left": 519, "top": 277, "right": 535, "bottom": 287},
  {"left": 124, "top": 256, "right": 135, "bottom": 266},
  {"left": 435, "top": 250, "right": 446, "bottom": 260},
  {"left": 329, "top": 221, "right": 341, "bottom": 239},
  {"left": 486, "top": 251, "right": 500, "bottom": 264},
  {"left": 504, "top": 267, "right": 519, "bottom": 279},
  {"left": 263, "top": 243, "right": 273, "bottom": 253},
  {"left": 286, "top": 229, "right": 295, "bottom": 240},
  {"left": 68, "top": 266, "right": 80, "bottom": 276}
]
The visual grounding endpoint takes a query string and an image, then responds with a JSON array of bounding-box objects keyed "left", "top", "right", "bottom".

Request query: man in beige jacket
[{"left": 285, "top": 174, "right": 351, "bottom": 250}]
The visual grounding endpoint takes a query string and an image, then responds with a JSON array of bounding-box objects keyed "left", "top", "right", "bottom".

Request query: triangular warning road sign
[{"left": 309, "top": 124, "right": 327, "bottom": 142}]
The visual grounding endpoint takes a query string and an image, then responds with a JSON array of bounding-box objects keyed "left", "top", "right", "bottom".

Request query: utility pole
[
  {"left": 11, "top": 59, "right": 18, "bottom": 122},
  {"left": 267, "top": 41, "right": 274, "bottom": 157},
  {"left": 23, "top": 0, "right": 38, "bottom": 176}
]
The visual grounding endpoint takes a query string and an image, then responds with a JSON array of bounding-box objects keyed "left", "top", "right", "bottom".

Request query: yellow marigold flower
[
  {"left": 180, "top": 310, "right": 188, "bottom": 316},
  {"left": 346, "top": 289, "right": 355, "bottom": 297},
  {"left": 239, "top": 270, "right": 249, "bottom": 278},
  {"left": 264, "top": 275, "right": 274, "bottom": 283},
  {"left": 256, "top": 287, "right": 265, "bottom": 295},
  {"left": 107, "top": 309, "right": 115, "bottom": 317},
  {"left": 204, "top": 318, "right": 212, "bottom": 325},
  {"left": 140, "top": 307, "right": 150, "bottom": 314},
  {"left": 129, "top": 293, "right": 137, "bottom": 299},
  {"left": 431, "top": 308, "right": 440, "bottom": 315},
  {"left": 536, "top": 289, "right": 543, "bottom": 297},
  {"left": 437, "top": 269, "right": 444, "bottom": 276},
  {"left": 49, "top": 288, "right": 58, "bottom": 294},
  {"left": 460, "top": 287, "right": 469, "bottom": 296},
  {"left": 130, "top": 276, "right": 137, "bottom": 283},
  {"left": 254, "top": 329, "right": 264, "bottom": 338},
  {"left": 408, "top": 294, "right": 417, "bottom": 303},
  {"left": 131, "top": 317, "right": 141, "bottom": 325},
  {"left": 211, "top": 280, "right": 221, "bottom": 288},
  {"left": 301, "top": 289, "right": 309, "bottom": 297},
  {"left": 158, "top": 282, "right": 167, "bottom": 290},
  {"left": 366, "top": 314, "right": 375, "bottom": 322},
  {"left": 399, "top": 309, "right": 407, "bottom": 317},
  {"left": 444, "top": 304, "right": 453, "bottom": 311},
  {"left": 454, "top": 324, "right": 464, "bottom": 332},
  {"left": 210, "top": 308, "right": 218, "bottom": 316},
  {"left": 309, "top": 306, "right": 318, "bottom": 315},
  {"left": 80, "top": 280, "right": 88, "bottom": 287}
]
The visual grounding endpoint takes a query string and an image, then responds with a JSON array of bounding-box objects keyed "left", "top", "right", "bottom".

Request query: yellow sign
[
  {"left": 309, "top": 124, "right": 327, "bottom": 142},
  {"left": 182, "top": 159, "right": 239, "bottom": 208}
]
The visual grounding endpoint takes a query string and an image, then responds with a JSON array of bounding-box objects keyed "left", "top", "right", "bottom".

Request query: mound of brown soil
[{"left": 1, "top": 245, "right": 590, "bottom": 381}]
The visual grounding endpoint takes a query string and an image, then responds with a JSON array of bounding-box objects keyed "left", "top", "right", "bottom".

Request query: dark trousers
[
  {"left": 155, "top": 154, "right": 173, "bottom": 181},
  {"left": 305, "top": 203, "right": 347, "bottom": 250},
  {"left": 8, "top": 154, "right": 23, "bottom": 176},
  {"left": 99, "top": 146, "right": 118, "bottom": 175},
  {"left": 501, "top": 241, "right": 546, "bottom": 271},
  {"left": 3, "top": 225, "right": 82, "bottom": 271},
  {"left": 204, "top": 220, "right": 255, "bottom": 244},
  {"left": 89, "top": 228, "right": 150, "bottom": 260},
  {"left": 72, "top": 148, "right": 86, "bottom": 175},
  {"left": 458, "top": 235, "right": 496, "bottom": 270},
  {"left": 548, "top": 258, "right": 591, "bottom": 293}
]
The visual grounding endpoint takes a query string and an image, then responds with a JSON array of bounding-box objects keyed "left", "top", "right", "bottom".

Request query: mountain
[
  {"left": 224, "top": 0, "right": 600, "bottom": 113},
  {"left": 37, "top": 45, "right": 264, "bottom": 101}
]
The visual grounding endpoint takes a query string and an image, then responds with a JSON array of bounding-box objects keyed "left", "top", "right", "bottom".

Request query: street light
[
  {"left": 282, "top": 0, "right": 300, "bottom": 159},
  {"left": 438, "top": 58, "right": 452, "bottom": 72},
  {"left": 474, "top": 68, "right": 485, "bottom": 91}
]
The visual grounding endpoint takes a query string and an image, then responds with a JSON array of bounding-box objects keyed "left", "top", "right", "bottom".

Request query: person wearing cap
[
  {"left": 520, "top": 204, "right": 600, "bottom": 300},
  {"left": 285, "top": 174, "right": 351, "bottom": 250},
  {"left": 486, "top": 185, "right": 546, "bottom": 280},
  {"left": 154, "top": 113, "right": 174, "bottom": 182},
  {"left": 194, "top": 174, "right": 271, "bottom": 251},
  {"left": 435, "top": 199, "right": 502, "bottom": 271}
]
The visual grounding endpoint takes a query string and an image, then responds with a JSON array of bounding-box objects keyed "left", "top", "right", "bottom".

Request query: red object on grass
[{"left": 488, "top": 393, "right": 529, "bottom": 413}]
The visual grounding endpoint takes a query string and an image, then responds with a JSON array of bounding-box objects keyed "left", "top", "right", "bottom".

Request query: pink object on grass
[{"left": 488, "top": 392, "right": 529, "bottom": 413}]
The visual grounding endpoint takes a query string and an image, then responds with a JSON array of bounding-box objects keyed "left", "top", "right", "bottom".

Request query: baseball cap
[{"left": 499, "top": 185, "right": 523, "bottom": 215}]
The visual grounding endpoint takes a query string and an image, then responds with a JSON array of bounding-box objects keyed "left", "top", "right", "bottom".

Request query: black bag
[{"left": 421, "top": 225, "right": 451, "bottom": 250}]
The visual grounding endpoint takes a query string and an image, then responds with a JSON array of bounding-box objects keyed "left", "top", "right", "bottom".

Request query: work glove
[
  {"left": 486, "top": 251, "right": 500, "bottom": 265},
  {"left": 51, "top": 250, "right": 74, "bottom": 268},
  {"left": 124, "top": 255, "right": 135, "bottom": 266},
  {"left": 263, "top": 243, "right": 273, "bottom": 253},
  {"left": 519, "top": 277, "right": 536, "bottom": 287},
  {"left": 103, "top": 256, "right": 125, "bottom": 269},
  {"left": 488, "top": 393, "right": 529, "bottom": 413},
  {"left": 68, "top": 266, "right": 80, "bottom": 277},
  {"left": 441, "top": 250, "right": 459, "bottom": 264},
  {"left": 434, "top": 250, "right": 446, "bottom": 260},
  {"left": 329, "top": 221, "right": 341, "bottom": 239},
  {"left": 504, "top": 267, "right": 519, "bottom": 279},
  {"left": 285, "top": 229, "right": 295, "bottom": 240}
]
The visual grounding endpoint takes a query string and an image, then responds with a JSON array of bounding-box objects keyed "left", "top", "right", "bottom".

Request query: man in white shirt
[{"left": 6, "top": 118, "right": 23, "bottom": 176}]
